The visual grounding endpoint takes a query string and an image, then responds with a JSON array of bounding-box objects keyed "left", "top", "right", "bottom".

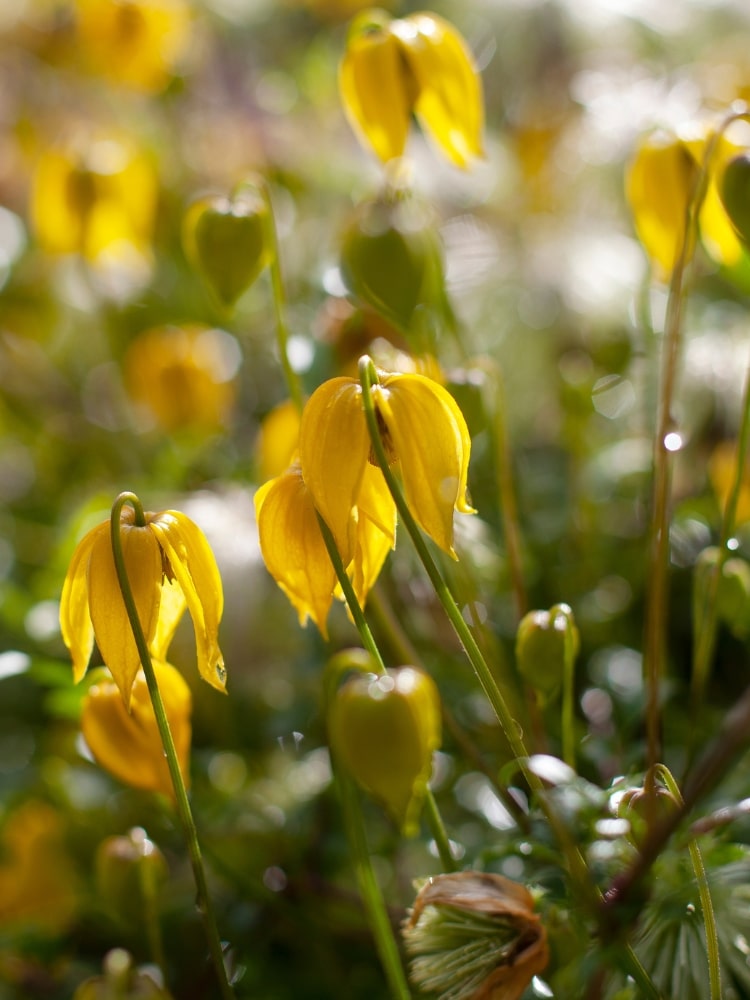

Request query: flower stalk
[{"left": 109, "top": 492, "right": 234, "bottom": 1000}]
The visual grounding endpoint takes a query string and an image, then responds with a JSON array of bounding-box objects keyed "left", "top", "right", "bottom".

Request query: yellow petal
[
  {"left": 346, "top": 464, "right": 396, "bottom": 608},
  {"left": 255, "top": 398, "right": 300, "bottom": 481},
  {"left": 625, "top": 130, "right": 697, "bottom": 278},
  {"left": 147, "top": 510, "right": 226, "bottom": 694},
  {"left": 150, "top": 575, "right": 187, "bottom": 662},
  {"left": 378, "top": 373, "right": 475, "bottom": 557},
  {"left": 81, "top": 662, "right": 192, "bottom": 798},
  {"left": 254, "top": 464, "right": 337, "bottom": 637},
  {"left": 87, "top": 516, "right": 162, "bottom": 705},
  {"left": 60, "top": 521, "right": 103, "bottom": 684},
  {"left": 298, "top": 376, "right": 370, "bottom": 564},
  {"left": 339, "top": 12, "right": 413, "bottom": 163},
  {"left": 395, "top": 12, "right": 484, "bottom": 168}
]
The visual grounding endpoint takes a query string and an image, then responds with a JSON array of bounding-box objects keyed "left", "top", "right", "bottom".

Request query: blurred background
[{"left": 3, "top": 0, "right": 750, "bottom": 996}]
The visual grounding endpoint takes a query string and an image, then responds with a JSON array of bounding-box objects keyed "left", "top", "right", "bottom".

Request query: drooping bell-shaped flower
[
  {"left": 254, "top": 460, "right": 395, "bottom": 637},
  {"left": 339, "top": 9, "right": 484, "bottom": 167},
  {"left": 60, "top": 504, "right": 225, "bottom": 705},
  {"left": 298, "top": 366, "right": 475, "bottom": 561},
  {"left": 82, "top": 662, "right": 192, "bottom": 798}
]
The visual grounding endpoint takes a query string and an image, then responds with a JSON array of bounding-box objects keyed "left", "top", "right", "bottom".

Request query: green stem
[
  {"left": 656, "top": 766, "right": 721, "bottom": 1000},
  {"left": 562, "top": 649, "right": 576, "bottom": 771},
  {"left": 109, "top": 492, "right": 234, "bottom": 1000},
  {"left": 258, "top": 179, "right": 304, "bottom": 414},
  {"left": 357, "top": 357, "right": 602, "bottom": 917},
  {"left": 316, "top": 512, "right": 456, "bottom": 873}
]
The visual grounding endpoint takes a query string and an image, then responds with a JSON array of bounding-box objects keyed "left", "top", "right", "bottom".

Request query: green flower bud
[
  {"left": 719, "top": 153, "right": 750, "bottom": 249},
  {"left": 73, "top": 948, "right": 172, "bottom": 999},
  {"left": 183, "top": 187, "right": 272, "bottom": 308},
  {"left": 339, "top": 189, "right": 445, "bottom": 333},
  {"left": 694, "top": 546, "right": 750, "bottom": 638},
  {"left": 515, "top": 603, "right": 579, "bottom": 704},
  {"left": 618, "top": 783, "right": 680, "bottom": 850},
  {"left": 328, "top": 665, "right": 441, "bottom": 836},
  {"left": 95, "top": 828, "right": 168, "bottom": 927}
]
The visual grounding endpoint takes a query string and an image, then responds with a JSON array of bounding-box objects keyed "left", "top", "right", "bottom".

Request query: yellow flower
[
  {"left": 254, "top": 460, "right": 395, "bottom": 637},
  {"left": 74, "top": 0, "right": 192, "bottom": 93},
  {"left": 626, "top": 125, "right": 745, "bottom": 279},
  {"left": 339, "top": 9, "right": 484, "bottom": 167},
  {"left": 123, "top": 324, "right": 240, "bottom": 434},
  {"left": 60, "top": 505, "right": 226, "bottom": 705},
  {"left": 299, "top": 368, "right": 475, "bottom": 560},
  {"left": 0, "top": 801, "right": 79, "bottom": 935},
  {"left": 82, "top": 662, "right": 192, "bottom": 798},
  {"left": 30, "top": 134, "right": 157, "bottom": 272},
  {"left": 255, "top": 399, "right": 301, "bottom": 481}
]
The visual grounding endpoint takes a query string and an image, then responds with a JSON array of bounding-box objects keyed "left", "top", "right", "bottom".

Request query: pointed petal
[
  {"left": 395, "top": 13, "right": 484, "bottom": 168},
  {"left": 339, "top": 15, "right": 412, "bottom": 163},
  {"left": 298, "top": 377, "right": 370, "bottom": 564},
  {"left": 378, "top": 373, "right": 475, "bottom": 557},
  {"left": 87, "top": 520, "right": 162, "bottom": 705},
  {"left": 60, "top": 522, "right": 102, "bottom": 683},
  {"left": 147, "top": 511, "right": 226, "bottom": 694},
  {"left": 255, "top": 465, "right": 336, "bottom": 637}
]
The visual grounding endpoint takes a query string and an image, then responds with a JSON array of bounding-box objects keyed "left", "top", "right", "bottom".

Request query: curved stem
[
  {"left": 258, "top": 179, "right": 304, "bottom": 414},
  {"left": 109, "top": 493, "right": 234, "bottom": 1000}
]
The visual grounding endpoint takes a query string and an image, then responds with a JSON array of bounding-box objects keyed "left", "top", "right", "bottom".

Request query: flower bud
[
  {"left": 328, "top": 665, "right": 441, "bottom": 836},
  {"left": 515, "top": 603, "right": 579, "bottom": 704},
  {"left": 618, "top": 783, "right": 680, "bottom": 850},
  {"left": 95, "top": 828, "right": 168, "bottom": 927},
  {"left": 719, "top": 152, "right": 750, "bottom": 248},
  {"left": 403, "top": 872, "right": 549, "bottom": 1000},
  {"left": 183, "top": 187, "right": 272, "bottom": 308},
  {"left": 73, "top": 948, "right": 172, "bottom": 999},
  {"left": 693, "top": 546, "right": 750, "bottom": 639},
  {"left": 339, "top": 188, "right": 445, "bottom": 333}
]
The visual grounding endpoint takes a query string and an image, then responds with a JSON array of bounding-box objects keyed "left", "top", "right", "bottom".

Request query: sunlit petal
[
  {"left": 59, "top": 522, "right": 102, "bottom": 684},
  {"left": 378, "top": 373, "right": 475, "bottom": 557},
  {"left": 87, "top": 517, "right": 162, "bottom": 705},
  {"left": 298, "top": 377, "right": 370, "bottom": 563},
  {"left": 148, "top": 510, "right": 226, "bottom": 694},
  {"left": 339, "top": 13, "right": 413, "bottom": 163},
  {"left": 255, "top": 464, "right": 337, "bottom": 637},
  {"left": 395, "top": 13, "right": 484, "bottom": 168},
  {"left": 150, "top": 575, "right": 187, "bottom": 662}
]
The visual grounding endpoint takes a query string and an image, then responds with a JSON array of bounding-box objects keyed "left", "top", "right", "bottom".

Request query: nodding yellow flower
[
  {"left": 60, "top": 505, "right": 226, "bottom": 705},
  {"left": 74, "top": 0, "right": 192, "bottom": 93},
  {"left": 626, "top": 126, "right": 744, "bottom": 278},
  {"left": 82, "top": 662, "right": 192, "bottom": 798},
  {"left": 339, "top": 9, "right": 484, "bottom": 167},
  {"left": 299, "top": 368, "right": 475, "bottom": 560},
  {"left": 254, "top": 461, "right": 395, "bottom": 637}
]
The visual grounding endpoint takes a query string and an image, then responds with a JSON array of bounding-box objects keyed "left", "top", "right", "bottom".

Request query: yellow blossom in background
[
  {"left": 74, "top": 0, "right": 192, "bottom": 93},
  {"left": 124, "top": 325, "right": 240, "bottom": 434},
  {"left": 0, "top": 801, "right": 79, "bottom": 935},
  {"left": 339, "top": 9, "right": 484, "bottom": 167},
  {"left": 60, "top": 504, "right": 226, "bottom": 704},
  {"left": 254, "top": 461, "right": 395, "bottom": 636},
  {"left": 626, "top": 125, "right": 745, "bottom": 279},
  {"left": 299, "top": 367, "right": 474, "bottom": 560},
  {"left": 82, "top": 663, "right": 192, "bottom": 797},
  {"left": 30, "top": 133, "right": 157, "bottom": 276},
  {"left": 709, "top": 440, "right": 750, "bottom": 524},
  {"left": 255, "top": 399, "right": 301, "bottom": 481}
]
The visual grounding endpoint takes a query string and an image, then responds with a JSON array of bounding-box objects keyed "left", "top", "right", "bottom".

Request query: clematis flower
[
  {"left": 339, "top": 9, "right": 484, "bottom": 167},
  {"left": 298, "top": 367, "right": 475, "bottom": 560},
  {"left": 626, "top": 125, "right": 745, "bottom": 279},
  {"left": 60, "top": 504, "right": 225, "bottom": 705},
  {"left": 254, "top": 460, "right": 395, "bottom": 637},
  {"left": 82, "top": 662, "right": 192, "bottom": 798}
]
